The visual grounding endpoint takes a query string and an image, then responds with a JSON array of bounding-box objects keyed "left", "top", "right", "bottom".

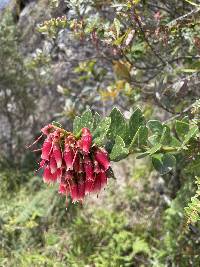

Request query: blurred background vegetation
[{"left": 0, "top": 0, "right": 200, "bottom": 266}]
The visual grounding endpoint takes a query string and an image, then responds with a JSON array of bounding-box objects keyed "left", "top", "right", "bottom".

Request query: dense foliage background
[{"left": 0, "top": 0, "right": 200, "bottom": 266}]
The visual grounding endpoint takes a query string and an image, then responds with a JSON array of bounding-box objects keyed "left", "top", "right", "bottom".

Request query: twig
[
  {"left": 167, "top": 8, "right": 200, "bottom": 27},
  {"left": 131, "top": 6, "right": 167, "bottom": 66}
]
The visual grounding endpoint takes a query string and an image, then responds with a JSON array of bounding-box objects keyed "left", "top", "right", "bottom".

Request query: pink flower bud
[
  {"left": 49, "top": 156, "right": 57, "bottom": 174},
  {"left": 64, "top": 143, "right": 74, "bottom": 171},
  {"left": 84, "top": 156, "right": 94, "bottom": 181},
  {"left": 81, "top": 128, "right": 92, "bottom": 154},
  {"left": 94, "top": 148, "right": 110, "bottom": 171},
  {"left": 41, "top": 137, "right": 52, "bottom": 160},
  {"left": 53, "top": 143, "right": 62, "bottom": 168},
  {"left": 41, "top": 124, "right": 54, "bottom": 135}
]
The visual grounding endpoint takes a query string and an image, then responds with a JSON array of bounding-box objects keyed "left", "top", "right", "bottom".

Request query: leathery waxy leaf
[
  {"left": 180, "top": 125, "right": 199, "bottom": 149},
  {"left": 175, "top": 120, "right": 190, "bottom": 140},
  {"left": 147, "top": 121, "right": 171, "bottom": 145},
  {"left": 108, "top": 108, "right": 127, "bottom": 141},
  {"left": 92, "top": 112, "right": 101, "bottom": 132},
  {"left": 93, "top": 117, "right": 111, "bottom": 146},
  {"left": 129, "top": 108, "right": 145, "bottom": 140},
  {"left": 147, "top": 120, "right": 163, "bottom": 134},
  {"left": 110, "top": 135, "right": 129, "bottom": 161},
  {"left": 160, "top": 126, "right": 171, "bottom": 145},
  {"left": 73, "top": 116, "right": 82, "bottom": 135},
  {"left": 152, "top": 153, "right": 176, "bottom": 174},
  {"left": 80, "top": 109, "right": 94, "bottom": 130},
  {"left": 129, "top": 126, "right": 148, "bottom": 150},
  {"left": 73, "top": 109, "right": 94, "bottom": 135}
]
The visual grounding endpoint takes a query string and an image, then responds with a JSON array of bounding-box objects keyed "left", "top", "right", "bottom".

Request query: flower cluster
[{"left": 37, "top": 124, "right": 111, "bottom": 203}]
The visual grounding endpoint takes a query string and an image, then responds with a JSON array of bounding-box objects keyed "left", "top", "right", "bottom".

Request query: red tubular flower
[
  {"left": 81, "top": 128, "right": 92, "bottom": 154},
  {"left": 53, "top": 143, "right": 62, "bottom": 168},
  {"left": 55, "top": 168, "right": 62, "bottom": 181},
  {"left": 85, "top": 179, "right": 94, "bottom": 194},
  {"left": 77, "top": 179, "right": 85, "bottom": 200},
  {"left": 49, "top": 156, "right": 57, "bottom": 174},
  {"left": 43, "top": 166, "right": 57, "bottom": 183},
  {"left": 64, "top": 143, "right": 74, "bottom": 171},
  {"left": 69, "top": 180, "right": 79, "bottom": 202},
  {"left": 93, "top": 175, "right": 101, "bottom": 193},
  {"left": 43, "top": 166, "right": 52, "bottom": 183},
  {"left": 32, "top": 123, "right": 113, "bottom": 206},
  {"left": 41, "top": 137, "right": 52, "bottom": 160},
  {"left": 94, "top": 148, "right": 110, "bottom": 171},
  {"left": 84, "top": 155, "right": 94, "bottom": 180},
  {"left": 98, "top": 170, "right": 107, "bottom": 188}
]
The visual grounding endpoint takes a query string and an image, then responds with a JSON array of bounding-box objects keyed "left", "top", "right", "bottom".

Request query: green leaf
[
  {"left": 129, "top": 108, "right": 145, "bottom": 139},
  {"left": 110, "top": 136, "right": 129, "bottom": 161},
  {"left": 170, "top": 136, "right": 182, "bottom": 148},
  {"left": 52, "top": 121, "right": 62, "bottom": 128},
  {"left": 73, "top": 116, "right": 81, "bottom": 135},
  {"left": 147, "top": 120, "right": 163, "bottom": 134},
  {"left": 114, "top": 18, "right": 121, "bottom": 38},
  {"left": 147, "top": 121, "right": 171, "bottom": 145},
  {"left": 93, "top": 117, "right": 111, "bottom": 145},
  {"left": 180, "top": 126, "right": 199, "bottom": 149},
  {"left": 152, "top": 154, "right": 176, "bottom": 174},
  {"left": 160, "top": 126, "right": 171, "bottom": 145},
  {"left": 108, "top": 108, "right": 127, "bottom": 140},
  {"left": 92, "top": 112, "right": 101, "bottom": 132},
  {"left": 73, "top": 109, "right": 94, "bottom": 135},
  {"left": 185, "top": 156, "right": 200, "bottom": 176},
  {"left": 129, "top": 126, "right": 148, "bottom": 150},
  {"left": 175, "top": 120, "right": 189, "bottom": 140},
  {"left": 80, "top": 109, "right": 94, "bottom": 130}
]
